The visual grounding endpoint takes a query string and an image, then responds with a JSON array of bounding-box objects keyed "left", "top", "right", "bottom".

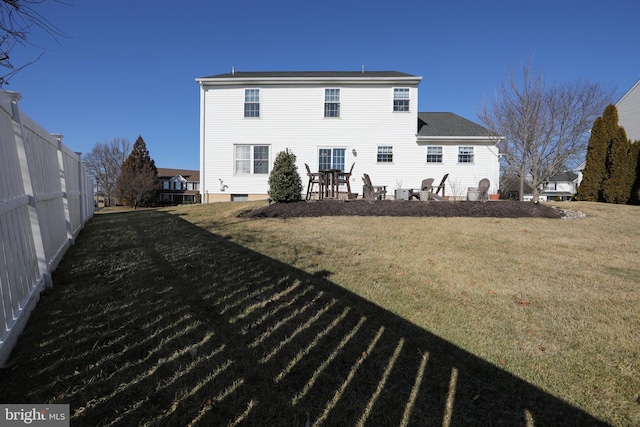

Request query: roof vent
[
  {"left": 361, "top": 65, "right": 365, "bottom": 73},
  {"left": 232, "top": 66, "right": 235, "bottom": 75}
]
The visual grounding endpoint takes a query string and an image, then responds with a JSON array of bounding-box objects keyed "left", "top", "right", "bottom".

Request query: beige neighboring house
[
  {"left": 616, "top": 79, "right": 640, "bottom": 142},
  {"left": 157, "top": 168, "right": 200, "bottom": 204}
]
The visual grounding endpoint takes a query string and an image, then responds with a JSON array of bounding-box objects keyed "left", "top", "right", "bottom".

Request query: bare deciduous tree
[
  {"left": 479, "top": 59, "right": 614, "bottom": 201},
  {"left": 0, "top": 0, "right": 68, "bottom": 86},
  {"left": 84, "top": 138, "right": 131, "bottom": 207}
]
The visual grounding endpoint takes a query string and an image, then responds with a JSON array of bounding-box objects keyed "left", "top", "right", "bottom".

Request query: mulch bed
[{"left": 238, "top": 199, "right": 566, "bottom": 219}]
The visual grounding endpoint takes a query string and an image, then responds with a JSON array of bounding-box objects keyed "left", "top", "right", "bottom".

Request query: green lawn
[{"left": 1, "top": 201, "right": 638, "bottom": 426}]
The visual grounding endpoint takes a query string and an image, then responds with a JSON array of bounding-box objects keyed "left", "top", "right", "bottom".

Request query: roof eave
[
  {"left": 417, "top": 135, "right": 503, "bottom": 144},
  {"left": 196, "top": 75, "right": 423, "bottom": 87}
]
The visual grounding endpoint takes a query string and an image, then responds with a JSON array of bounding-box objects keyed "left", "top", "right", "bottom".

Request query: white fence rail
[{"left": 0, "top": 90, "right": 94, "bottom": 365}]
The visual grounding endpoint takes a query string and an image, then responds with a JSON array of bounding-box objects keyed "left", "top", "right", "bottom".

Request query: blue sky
[{"left": 8, "top": 0, "right": 639, "bottom": 171}]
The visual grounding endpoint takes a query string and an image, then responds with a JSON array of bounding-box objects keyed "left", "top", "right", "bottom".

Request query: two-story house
[
  {"left": 157, "top": 168, "right": 200, "bottom": 205},
  {"left": 196, "top": 70, "right": 501, "bottom": 202}
]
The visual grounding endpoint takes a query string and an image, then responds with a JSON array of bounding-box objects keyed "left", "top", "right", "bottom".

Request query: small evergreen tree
[
  {"left": 117, "top": 135, "right": 158, "bottom": 208},
  {"left": 576, "top": 114, "right": 608, "bottom": 201},
  {"left": 268, "top": 149, "right": 303, "bottom": 203}
]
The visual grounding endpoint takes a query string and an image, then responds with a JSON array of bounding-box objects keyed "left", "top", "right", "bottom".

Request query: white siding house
[
  {"left": 616, "top": 79, "right": 640, "bottom": 142},
  {"left": 196, "top": 71, "right": 501, "bottom": 202}
]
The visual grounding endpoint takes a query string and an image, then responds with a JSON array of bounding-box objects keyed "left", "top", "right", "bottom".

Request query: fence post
[
  {"left": 54, "top": 134, "right": 75, "bottom": 245},
  {"left": 75, "top": 151, "right": 85, "bottom": 225},
  {"left": 7, "top": 91, "right": 52, "bottom": 289}
]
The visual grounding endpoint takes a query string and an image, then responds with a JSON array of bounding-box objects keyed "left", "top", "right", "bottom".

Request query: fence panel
[{"left": 0, "top": 90, "right": 94, "bottom": 366}]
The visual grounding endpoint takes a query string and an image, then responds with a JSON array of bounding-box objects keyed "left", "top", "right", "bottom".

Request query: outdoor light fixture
[{"left": 352, "top": 149, "right": 357, "bottom": 156}]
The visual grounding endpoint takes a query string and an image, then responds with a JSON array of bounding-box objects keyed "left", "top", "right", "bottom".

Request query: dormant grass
[
  {"left": 172, "top": 200, "right": 640, "bottom": 425},
  {"left": 1, "top": 201, "right": 637, "bottom": 425}
]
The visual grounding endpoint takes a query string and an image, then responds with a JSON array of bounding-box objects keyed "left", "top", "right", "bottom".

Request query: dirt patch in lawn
[{"left": 238, "top": 200, "right": 567, "bottom": 219}]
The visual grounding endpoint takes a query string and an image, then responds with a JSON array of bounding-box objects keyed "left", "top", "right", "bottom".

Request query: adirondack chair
[
  {"left": 430, "top": 173, "right": 449, "bottom": 201},
  {"left": 410, "top": 178, "right": 435, "bottom": 200},
  {"left": 477, "top": 178, "right": 490, "bottom": 202},
  {"left": 361, "top": 174, "right": 387, "bottom": 201}
]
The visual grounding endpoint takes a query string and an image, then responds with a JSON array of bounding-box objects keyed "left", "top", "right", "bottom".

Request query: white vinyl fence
[{"left": 0, "top": 90, "right": 94, "bottom": 365}]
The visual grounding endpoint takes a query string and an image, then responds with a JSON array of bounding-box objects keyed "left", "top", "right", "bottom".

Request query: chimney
[{"left": 232, "top": 66, "right": 235, "bottom": 75}]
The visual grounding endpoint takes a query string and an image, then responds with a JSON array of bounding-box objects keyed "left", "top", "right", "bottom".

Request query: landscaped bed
[{"left": 238, "top": 199, "right": 567, "bottom": 219}]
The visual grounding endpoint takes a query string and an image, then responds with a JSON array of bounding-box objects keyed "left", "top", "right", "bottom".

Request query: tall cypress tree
[
  {"left": 576, "top": 114, "right": 608, "bottom": 201},
  {"left": 117, "top": 135, "right": 158, "bottom": 208},
  {"left": 634, "top": 142, "right": 640, "bottom": 204},
  {"left": 603, "top": 110, "right": 634, "bottom": 204}
]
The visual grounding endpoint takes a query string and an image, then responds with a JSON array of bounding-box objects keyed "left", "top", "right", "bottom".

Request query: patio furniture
[
  {"left": 305, "top": 163, "right": 323, "bottom": 200},
  {"left": 431, "top": 174, "right": 449, "bottom": 201},
  {"left": 362, "top": 174, "right": 387, "bottom": 201},
  {"left": 319, "top": 168, "right": 342, "bottom": 198},
  {"left": 336, "top": 162, "right": 355, "bottom": 196},
  {"left": 410, "top": 178, "right": 435, "bottom": 200},
  {"left": 478, "top": 178, "right": 490, "bottom": 202}
]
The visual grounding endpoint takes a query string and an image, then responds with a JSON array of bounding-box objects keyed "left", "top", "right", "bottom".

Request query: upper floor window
[
  {"left": 235, "top": 145, "right": 269, "bottom": 174},
  {"left": 162, "top": 181, "right": 170, "bottom": 189},
  {"left": 458, "top": 146, "right": 474, "bottom": 163},
  {"left": 377, "top": 146, "right": 393, "bottom": 163},
  {"left": 244, "top": 89, "right": 260, "bottom": 118},
  {"left": 426, "top": 146, "right": 443, "bottom": 163},
  {"left": 324, "top": 88, "right": 340, "bottom": 118},
  {"left": 393, "top": 88, "right": 410, "bottom": 112}
]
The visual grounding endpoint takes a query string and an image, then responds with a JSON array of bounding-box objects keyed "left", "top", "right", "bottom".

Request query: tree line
[{"left": 85, "top": 135, "right": 158, "bottom": 208}]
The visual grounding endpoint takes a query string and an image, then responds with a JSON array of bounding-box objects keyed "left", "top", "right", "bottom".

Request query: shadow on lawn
[{"left": 0, "top": 210, "right": 609, "bottom": 426}]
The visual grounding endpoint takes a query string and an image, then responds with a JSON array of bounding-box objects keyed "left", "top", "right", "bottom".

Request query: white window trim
[
  {"left": 377, "top": 145, "right": 394, "bottom": 163},
  {"left": 426, "top": 146, "right": 443, "bottom": 163},
  {"left": 458, "top": 146, "right": 474, "bottom": 164},
  {"left": 244, "top": 88, "right": 260, "bottom": 118},
  {"left": 393, "top": 87, "right": 410, "bottom": 112},
  {"left": 234, "top": 144, "right": 270, "bottom": 174},
  {"left": 324, "top": 88, "right": 341, "bottom": 118}
]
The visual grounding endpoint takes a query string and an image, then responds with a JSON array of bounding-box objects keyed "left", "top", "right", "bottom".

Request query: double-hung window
[
  {"left": 244, "top": 89, "right": 260, "bottom": 118},
  {"left": 324, "top": 88, "right": 340, "bottom": 118},
  {"left": 393, "top": 88, "right": 410, "bottom": 111},
  {"left": 458, "top": 146, "right": 474, "bottom": 163},
  {"left": 377, "top": 146, "right": 393, "bottom": 163},
  {"left": 426, "top": 146, "right": 442, "bottom": 163},
  {"left": 235, "top": 145, "right": 269, "bottom": 174}
]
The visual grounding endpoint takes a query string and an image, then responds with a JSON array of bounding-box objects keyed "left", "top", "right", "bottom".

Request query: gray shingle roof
[
  {"left": 199, "top": 71, "right": 417, "bottom": 79},
  {"left": 417, "top": 112, "right": 492, "bottom": 137},
  {"left": 549, "top": 171, "right": 578, "bottom": 182}
]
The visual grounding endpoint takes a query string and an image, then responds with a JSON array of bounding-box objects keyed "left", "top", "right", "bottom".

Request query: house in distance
[
  {"left": 195, "top": 70, "right": 502, "bottom": 202},
  {"left": 157, "top": 168, "right": 200, "bottom": 205}
]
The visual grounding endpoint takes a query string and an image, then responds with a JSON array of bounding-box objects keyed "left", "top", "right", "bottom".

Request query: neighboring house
[
  {"left": 616, "top": 79, "right": 640, "bottom": 142},
  {"left": 195, "top": 70, "right": 501, "bottom": 202},
  {"left": 503, "top": 166, "right": 582, "bottom": 201},
  {"left": 541, "top": 171, "right": 579, "bottom": 201},
  {"left": 157, "top": 168, "right": 200, "bottom": 204},
  {"left": 499, "top": 175, "right": 534, "bottom": 200}
]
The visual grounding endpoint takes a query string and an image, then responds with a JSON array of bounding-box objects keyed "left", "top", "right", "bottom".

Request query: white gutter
[{"left": 417, "top": 135, "right": 504, "bottom": 144}]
